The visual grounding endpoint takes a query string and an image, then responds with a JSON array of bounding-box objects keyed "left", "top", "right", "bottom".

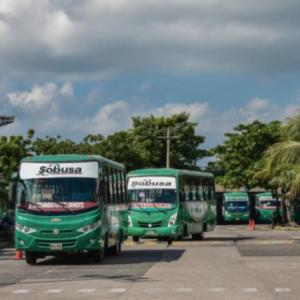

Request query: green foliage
[
  {"left": 213, "top": 120, "right": 281, "bottom": 189},
  {"left": 131, "top": 113, "right": 207, "bottom": 169}
]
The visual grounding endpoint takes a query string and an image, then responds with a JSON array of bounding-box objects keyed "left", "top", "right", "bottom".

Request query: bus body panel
[
  {"left": 223, "top": 192, "right": 249, "bottom": 223},
  {"left": 127, "top": 168, "right": 216, "bottom": 240},
  {"left": 14, "top": 155, "right": 128, "bottom": 258}
]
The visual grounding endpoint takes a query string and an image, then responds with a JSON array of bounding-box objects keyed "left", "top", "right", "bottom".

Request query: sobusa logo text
[{"left": 37, "top": 164, "right": 82, "bottom": 176}]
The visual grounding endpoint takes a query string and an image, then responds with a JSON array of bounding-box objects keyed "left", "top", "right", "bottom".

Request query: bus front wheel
[
  {"left": 25, "top": 252, "right": 37, "bottom": 265},
  {"left": 191, "top": 232, "right": 204, "bottom": 241},
  {"left": 90, "top": 249, "right": 104, "bottom": 263}
]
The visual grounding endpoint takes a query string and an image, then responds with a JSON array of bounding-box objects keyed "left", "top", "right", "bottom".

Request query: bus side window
[
  {"left": 123, "top": 171, "right": 128, "bottom": 203},
  {"left": 184, "top": 181, "right": 190, "bottom": 201},
  {"left": 105, "top": 166, "right": 111, "bottom": 204},
  {"left": 203, "top": 181, "right": 208, "bottom": 201},
  {"left": 191, "top": 182, "right": 197, "bottom": 201}
]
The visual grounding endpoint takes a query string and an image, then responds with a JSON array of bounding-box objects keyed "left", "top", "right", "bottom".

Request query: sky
[{"left": 1, "top": 0, "right": 300, "bottom": 157}]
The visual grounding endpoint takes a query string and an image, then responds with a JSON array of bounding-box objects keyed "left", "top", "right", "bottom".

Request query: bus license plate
[
  {"left": 50, "top": 243, "right": 63, "bottom": 250},
  {"left": 145, "top": 230, "right": 156, "bottom": 236}
]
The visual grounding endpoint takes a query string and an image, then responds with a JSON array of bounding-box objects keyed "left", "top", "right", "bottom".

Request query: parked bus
[
  {"left": 11, "top": 155, "right": 128, "bottom": 265},
  {"left": 127, "top": 168, "right": 216, "bottom": 242},
  {"left": 223, "top": 192, "right": 249, "bottom": 223},
  {"left": 255, "top": 192, "right": 280, "bottom": 223}
]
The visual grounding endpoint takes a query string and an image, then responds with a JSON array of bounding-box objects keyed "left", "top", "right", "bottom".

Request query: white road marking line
[
  {"left": 45, "top": 289, "right": 63, "bottom": 293},
  {"left": 242, "top": 288, "right": 258, "bottom": 293},
  {"left": 77, "top": 288, "right": 96, "bottom": 293},
  {"left": 144, "top": 288, "right": 161, "bottom": 293},
  {"left": 176, "top": 288, "right": 193, "bottom": 292},
  {"left": 274, "top": 288, "right": 290, "bottom": 293},
  {"left": 209, "top": 287, "right": 225, "bottom": 292},
  {"left": 13, "top": 289, "right": 30, "bottom": 294},
  {"left": 110, "top": 288, "right": 127, "bottom": 293}
]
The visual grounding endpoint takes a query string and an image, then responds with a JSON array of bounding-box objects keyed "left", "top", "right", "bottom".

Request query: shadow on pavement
[{"left": 36, "top": 248, "right": 185, "bottom": 266}]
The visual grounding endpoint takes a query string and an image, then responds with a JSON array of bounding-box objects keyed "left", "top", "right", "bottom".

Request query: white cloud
[
  {"left": 91, "top": 100, "right": 130, "bottom": 135},
  {"left": 60, "top": 82, "right": 73, "bottom": 96},
  {"left": 155, "top": 102, "right": 209, "bottom": 122},
  {"left": 7, "top": 83, "right": 58, "bottom": 110},
  {"left": 246, "top": 98, "right": 269, "bottom": 111}
]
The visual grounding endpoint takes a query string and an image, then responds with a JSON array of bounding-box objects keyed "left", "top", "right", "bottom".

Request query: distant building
[{"left": 0, "top": 116, "right": 15, "bottom": 127}]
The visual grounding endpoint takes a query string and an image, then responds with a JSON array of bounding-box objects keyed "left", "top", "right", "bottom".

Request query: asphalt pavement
[{"left": 1, "top": 225, "right": 300, "bottom": 300}]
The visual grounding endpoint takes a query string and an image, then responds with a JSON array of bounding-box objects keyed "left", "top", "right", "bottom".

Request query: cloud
[
  {"left": 246, "top": 98, "right": 269, "bottom": 111},
  {"left": 1, "top": 0, "right": 300, "bottom": 81},
  {"left": 155, "top": 102, "right": 209, "bottom": 122},
  {"left": 91, "top": 100, "right": 130, "bottom": 135},
  {"left": 60, "top": 82, "right": 73, "bottom": 96},
  {"left": 6, "top": 83, "right": 58, "bottom": 110}
]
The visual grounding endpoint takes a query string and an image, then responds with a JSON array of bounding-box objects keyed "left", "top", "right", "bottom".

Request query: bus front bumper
[
  {"left": 128, "top": 225, "right": 179, "bottom": 238},
  {"left": 15, "top": 229, "right": 103, "bottom": 253}
]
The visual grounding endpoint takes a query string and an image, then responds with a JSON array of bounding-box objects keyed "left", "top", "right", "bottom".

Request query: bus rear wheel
[
  {"left": 133, "top": 236, "right": 140, "bottom": 242},
  {"left": 25, "top": 252, "right": 37, "bottom": 265},
  {"left": 191, "top": 232, "right": 204, "bottom": 241}
]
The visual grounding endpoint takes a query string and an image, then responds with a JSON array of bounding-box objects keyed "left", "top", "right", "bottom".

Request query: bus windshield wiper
[
  {"left": 151, "top": 203, "right": 167, "bottom": 214},
  {"left": 54, "top": 201, "right": 75, "bottom": 215},
  {"left": 21, "top": 201, "right": 47, "bottom": 214}
]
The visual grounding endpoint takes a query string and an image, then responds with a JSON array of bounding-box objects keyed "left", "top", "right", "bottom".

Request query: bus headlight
[
  {"left": 15, "top": 223, "right": 37, "bottom": 234},
  {"left": 168, "top": 213, "right": 177, "bottom": 227},
  {"left": 128, "top": 215, "right": 133, "bottom": 227},
  {"left": 78, "top": 220, "right": 101, "bottom": 233}
]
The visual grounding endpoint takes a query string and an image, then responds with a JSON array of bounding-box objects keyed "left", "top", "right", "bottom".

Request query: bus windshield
[
  {"left": 259, "top": 200, "right": 279, "bottom": 208},
  {"left": 17, "top": 178, "right": 98, "bottom": 212},
  {"left": 225, "top": 201, "right": 248, "bottom": 212},
  {"left": 129, "top": 189, "right": 177, "bottom": 208}
]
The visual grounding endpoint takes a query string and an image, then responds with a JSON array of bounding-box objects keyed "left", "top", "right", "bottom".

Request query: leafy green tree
[
  {"left": 130, "top": 113, "right": 208, "bottom": 169},
  {"left": 212, "top": 120, "right": 281, "bottom": 189},
  {"left": 33, "top": 136, "right": 78, "bottom": 155},
  {"left": 0, "top": 130, "right": 34, "bottom": 205},
  {"left": 256, "top": 113, "right": 300, "bottom": 225}
]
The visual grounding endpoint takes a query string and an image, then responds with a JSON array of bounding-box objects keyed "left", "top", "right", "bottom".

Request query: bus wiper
[
  {"left": 130, "top": 202, "right": 150, "bottom": 214},
  {"left": 21, "top": 202, "right": 47, "bottom": 214},
  {"left": 152, "top": 203, "right": 167, "bottom": 214},
  {"left": 55, "top": 201, "right": 75, "bottom": 215}
]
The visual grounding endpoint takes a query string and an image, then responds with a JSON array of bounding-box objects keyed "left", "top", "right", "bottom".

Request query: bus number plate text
[{"left": 50, "top": 243, "right": 63, "bottom": 250}]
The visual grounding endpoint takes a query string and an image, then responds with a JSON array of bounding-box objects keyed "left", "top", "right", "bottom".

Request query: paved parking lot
[{"left": 1, "top": 225, "right": 300, "bottom": 299}]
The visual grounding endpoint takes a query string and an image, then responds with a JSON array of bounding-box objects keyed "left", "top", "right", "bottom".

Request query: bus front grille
[
  {"left": 137, "top": 221, "right": 162, "bottom": 228},
  {"left": 36, "top": 239, "right": 76, "bottom": 248},
  {"left": 40, "top": 229, "right": 73, "bottom": 235}
]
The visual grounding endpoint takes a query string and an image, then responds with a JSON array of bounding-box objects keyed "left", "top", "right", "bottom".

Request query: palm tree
[{"left": 257, "top": 113, "right": 300, "bottom": 225}]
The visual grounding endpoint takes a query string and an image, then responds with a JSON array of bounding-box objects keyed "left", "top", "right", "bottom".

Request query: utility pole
[
  {"left": 0, "top": 115, "right": 15, "bottom": 127},
  {"left": 158, "top": 126, "right": 179, "bottom": 169},
  {"left": 166, "top": 127, "right": 170, "bottom": 168}
]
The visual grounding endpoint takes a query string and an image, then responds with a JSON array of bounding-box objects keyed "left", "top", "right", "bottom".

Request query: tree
[
  {"left": 256, "top": 113, "right": 300, "bottom": 225},
  {"left": 212, "top": 120, "right": 281, "bottom": 189},
  {"left": 130, "top": 113, "right": 208, "bottom": 169},
  {"left": 0, "top": 130, "right": 34, "bottom": 207}
]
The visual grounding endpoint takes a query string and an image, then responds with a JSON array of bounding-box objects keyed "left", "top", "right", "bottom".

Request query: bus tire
[
  {"left": 110, "top": 239, "right": 121, "bottom": 256},
  {"left": 90, "top": 249, "right": 104, "bottom": 263},
  {"left": 133, "top": 236, "right": 140, "bottom": 242},
  {"left": 192, "top": 232, "right": 204, "bottom": 241},
  {"left": 25, "top": 252, "right": 37, "bottom": 265}
]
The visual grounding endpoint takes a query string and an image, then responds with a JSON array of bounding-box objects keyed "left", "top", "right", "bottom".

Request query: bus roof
[
  {"left": 256, "top": 192, "right": 273, "bottom": 198},
  {"left": 21, "top": 154, "right": 125, "bottom": 169},
  {"left": 127, "top": 168, "right": 214, "bottom": 178},
  {"left": 224, "top": 192, "right": 248, "bottom": 198}
]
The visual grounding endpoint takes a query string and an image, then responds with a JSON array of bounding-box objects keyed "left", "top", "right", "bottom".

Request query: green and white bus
[
  {"left": 223, "top": 192, "right": 249, "bottom": 223},
  {"left": 11, "top": 155, "right": 128, "bottom": 264},
  {"left": 127, "top": 168, "right": 216, "bottom": 242},
  {"left": 255, "top": 192, "right": 280, "bottom": 223}
]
